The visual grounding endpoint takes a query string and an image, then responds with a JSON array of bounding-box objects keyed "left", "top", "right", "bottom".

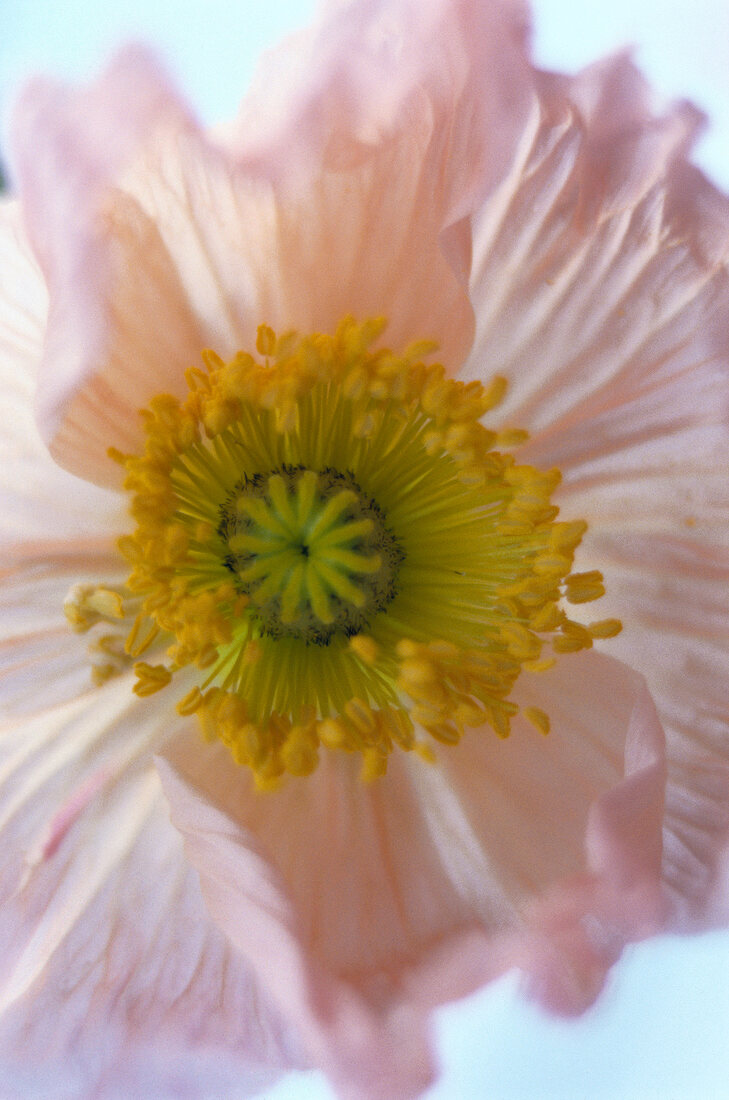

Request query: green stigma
[{"left": 218, "top": 464, "right": 404, "bottom": 644}]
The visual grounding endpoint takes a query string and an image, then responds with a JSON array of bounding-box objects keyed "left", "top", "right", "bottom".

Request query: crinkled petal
[
  {"left": 69, "top": 121, "right": 481, "bottom": 468},
  {"left": 0, "top": 200, "right": 121, "bottom": 544},
  {"left": 662, "top": 758, "right": 729, "bottom": 929},
  {"left": 463, "top": 54, "right": 712, "bottom": 429},
  {"left": 232, "top": 0, "right": 532, "bottom": 224},
  {"left": 406, "top": 650, "right": 666, "bottom": 1016},
  {"left": 10, "top": 49, "right": 204, "bottom": 489},
  {"left": 0, "top": 310, "right": 300, "bottom": 1087},
  {"left": 0, "top": 200, "right": 127, "bottom": 716},
  {"left": 0, "top": 555, "right": 126, "bottom": 717},
  {"left": 0, "top": 677, "right": 299, "bottom": 1097},
  {"left": 157, "top": 742, "right": 440, "bottom": 1100},
  {"left": 463, "top": 54, "right": 729, "bottom": 933},
  {"left": 567, "top": 519, "right": 729, "bottom": 930},
  {"left": 12, "top": 0, "right": 534, "bottom": 488},
  {"left": 157, "top": 650, "right": 665, "bottom": 1093}
]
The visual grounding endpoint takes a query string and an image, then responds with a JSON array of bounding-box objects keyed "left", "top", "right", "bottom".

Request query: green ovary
[{"left": 217, "top": 465, "right": 404, "bottom": 644}]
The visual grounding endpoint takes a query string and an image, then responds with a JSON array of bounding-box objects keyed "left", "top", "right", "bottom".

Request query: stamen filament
[{"left": 112, "top": 318, "right": 618, "bottom": 783}]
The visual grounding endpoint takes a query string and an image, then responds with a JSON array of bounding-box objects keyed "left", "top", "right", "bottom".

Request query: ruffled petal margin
[
  {"left": 461, "top": 53, "right": 729, "bottom": 935},
  {"left": 232, "top": 0, "right": 533, "bottom": 224},
  {"left": 11, "top": 0, "right": 535, "bottom": 490},
  {"left": 10, "top": 49, "right": 204, "bottom": 488},
  {"left": 157, "top": 650, "right": 666, "bottom": 1098}
]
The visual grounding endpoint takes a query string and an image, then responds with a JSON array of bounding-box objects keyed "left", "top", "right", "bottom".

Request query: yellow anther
[
  {"left": 349, "top": 634, "right": 379, "bottom": 665},
  {"left": 500, "top": 622, "right": 541, "bottom": 661},
  {"left": 533, "top": 554, "right": 572, "bottom": 576},
  {"left": 201, "top": 348, "right": 225, "bottom": 373},
  {"left": 88, "top": 632, "right": 130, "bottom": 685},
  {"left": 588, "top": 618, "right": 623, "bottom": 639},
  {"left": 361, "top": 748, "right": 388, "bottom": 782},
  {"left": 530, "top": 601, "right": 564, "bottom": 632},
  {"left": 133, "top": 662, "right": 172, "bottom": 697},
  {"left": 553, "top": 621, "right": 594, "bottom": 653},
  {"left": 523, "top": 706, "right": 550, "bottom": 736},
  {"left": 256, "top": 324, "right": 277, "bottom": 357},
  {"left": 399, "top": 658, "right": 438, "bottom": 688},
  {"left": 481, "top": 375, "right": 508, "bottom": 411},
  {"left": 523, "top": 657, "right": 556, "bottom": 673},
  {"left": 177, "top": 686, "right": 204, "bottom": 715},
  {"left": 495, "top": 428, "right": 530, "bottom": 448},
  {"left": 64, "top": 584, "right": 124, "bottom": 633},
  {"left": 550, "top": 521, "right": 588, "bottom": 553},
  {"left": 318, "top": 718, "right": 348, "bottom": 748},
  {"left": 564, "top": 570, "right": 605, "bottom": 604},
  {"left": 281, "top": 723, "right": 319, "bottom": 777},
  {"left": 107, "top": 445, "right": 129, "bottom": 466},
  {"left": 414, "top": 742, "right": 437, "bottom": 765}
]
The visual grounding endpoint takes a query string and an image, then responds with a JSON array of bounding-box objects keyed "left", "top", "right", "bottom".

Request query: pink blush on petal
[
  {"left": 156, "top": 653, "right": 667, "bottom": 1093},
  {"left": 2, "top": 1, "right": 728, "bottom": 1096}
]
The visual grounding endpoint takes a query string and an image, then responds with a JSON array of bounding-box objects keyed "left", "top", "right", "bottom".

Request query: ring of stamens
[{"left": 105, "top": 317, "right": 620, "bottom": 786}]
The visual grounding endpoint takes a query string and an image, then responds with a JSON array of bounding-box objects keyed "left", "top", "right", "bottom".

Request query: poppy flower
[{"left": 1, "top": 1, "right": 728, "bottom": 1097}]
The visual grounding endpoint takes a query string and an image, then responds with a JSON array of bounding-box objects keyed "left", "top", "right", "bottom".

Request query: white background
[{"left": 2, "top": 3, "right": 728, "bottom": 1098}]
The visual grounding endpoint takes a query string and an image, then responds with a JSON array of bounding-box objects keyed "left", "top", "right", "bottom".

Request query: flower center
[
  {"left": 218, "top": 465, "right": 403, "bottom": 643},
  {"left": 78, "top": 318, "right": 620, "bottom": 786}
]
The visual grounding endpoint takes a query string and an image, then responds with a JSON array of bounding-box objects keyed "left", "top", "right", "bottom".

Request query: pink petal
[
  {"left": 565, "top": 526, "right": 729, "bottom": 931},
  {"left": 157, "top": 649, "right": 666, "bottom": 1092},
  {"left": 0, "top": 678, "right": 298, "bottom": 1097},
  {"left": 11, "top": 47, "right": 204, "bottom": 488},
  {"left": 12, "top": 0, "right": 534, "bottom": 488},
  {"left": 0, "top": 201, "right": 121, "bottom": 545},
  {"left": 0, "top": 555, "right": 124, "bottom": 717},
  {"left": 662, "top": 758, "right": 729, "bottom": 929},
  {"left": 157, "top": 744, "right": 440, "bottom": 1100},
  {"left": 0, "top": 201, "right": 128, "bottom": 714},
  {"left": 463, "top": 53, "right": 712, "bottom": 431},
  {"left": 233, "top": 0, "right": 533, "bottom": 225},
  {"left": 463, "top": 53, "right": 729, "bottom": 934}
]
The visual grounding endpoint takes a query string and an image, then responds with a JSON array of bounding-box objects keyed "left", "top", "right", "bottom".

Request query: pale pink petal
[
  {"left": 0, "top": 677, "right": 299, "bottom": 1097},
  {"left": 0, "top": 200, "right": 124, "bottom": 716},
  {"left": 0, "top": 200, "right": 122, "bottom": 542},
  {"left": 463, "top": 54, "right": 729, "bottom": 932},
  {"left": 156, "top": 747, "right": 437, "bottom": 1100},
  {"left": 562, "top": 525, "right": 729, "bottom": 931},
  {"left": 0, "top": 200, "right": 127, "bottom": 714},
  {"left": 233, "top": 0, "right": 533, "bottom": 224},
  {"left": 157, "top": 649, "right": 665, "bottom": 1091},
  {"left": 412, "top": 650, "right": 666, "bottom": 1015},
  {"left": 11, "top": 48, "right": 204, "bottom": 487},
  {"left": 662, "top": 758, "right": 729, "bottom": 929},
  {"left": 463, "top": 54, "right": 712, "bottom": 430},
  {"left": 104, "top": 123, "right": 478, "bottom": 427},
  {"left": 0, "top": 555, "right": 125, "bottom": 717},
  {"left": 12, "top": 0, "right": 534, "bottom": 488}
]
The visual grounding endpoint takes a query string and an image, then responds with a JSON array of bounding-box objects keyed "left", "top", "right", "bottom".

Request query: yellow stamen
[
  {"left": 101, "top": 317, "right": 620, "bottom": 783},
  {"left": 588, "top": 618, "right": 623, "bottom": 639},
  {"left": 349, "top": 634, "right": 379, "bottom": 665},
  {"left": 133, "top": 662, "right": 173, "bottom": 696},
  {"left": 524, "top": 706, "right": 551, "bottom": 736},
  {"left": 64, "top": 584, "right": 124, "bottom": 632}
]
